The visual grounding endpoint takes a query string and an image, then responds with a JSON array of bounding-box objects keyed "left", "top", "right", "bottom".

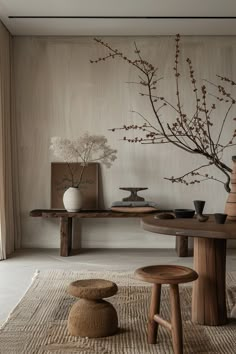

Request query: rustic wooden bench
[{"left": 29, "top": 209, "right": 189, "bottom": 257}]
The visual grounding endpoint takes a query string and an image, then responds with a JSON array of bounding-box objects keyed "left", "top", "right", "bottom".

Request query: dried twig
[{"left": 91, "top": 35, "right": 236, "bottom": 192}]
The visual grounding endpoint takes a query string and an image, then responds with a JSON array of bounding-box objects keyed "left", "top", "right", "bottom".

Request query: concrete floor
[{"left": 0, "top": 248, "right": 236, "bottom": 325}]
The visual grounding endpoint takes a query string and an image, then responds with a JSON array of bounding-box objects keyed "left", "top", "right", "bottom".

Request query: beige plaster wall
[{"left": 12, "top": 36, "right": 236, "bottom": 248}]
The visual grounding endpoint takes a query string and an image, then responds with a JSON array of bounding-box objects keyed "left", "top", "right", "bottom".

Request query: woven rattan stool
[
  {"left": 135, "top": 265, "right": 198, "bottom": 354},
  {"left": 68, "top": 279, "right": 118, "bottom": 338}
]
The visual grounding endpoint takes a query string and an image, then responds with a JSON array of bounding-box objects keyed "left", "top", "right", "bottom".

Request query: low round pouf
[{"left": 68, "top": 279, "right": 118, "bottom": 338}]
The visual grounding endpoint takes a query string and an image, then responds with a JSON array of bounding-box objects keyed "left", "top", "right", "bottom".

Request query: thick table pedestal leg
[
  {"left": 60, "top": 217, "right": 72, "bottom": 257},
  {"left": 192, "top": 237, "right": 227, "bottom": 325}
]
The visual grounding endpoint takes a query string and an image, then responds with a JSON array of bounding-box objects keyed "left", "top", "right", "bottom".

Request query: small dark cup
[{"left": 214, "top": 213, "right": 227, "bottom": 224}]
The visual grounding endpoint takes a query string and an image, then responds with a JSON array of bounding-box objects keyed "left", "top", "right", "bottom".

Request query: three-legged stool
[{"left": 135, "top": 265, "right": 198, "bottom": 354}]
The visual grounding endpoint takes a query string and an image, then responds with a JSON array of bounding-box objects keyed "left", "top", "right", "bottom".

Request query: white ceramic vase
[{"left": 63, "top": 187, "right": 82, "bottom": 212}]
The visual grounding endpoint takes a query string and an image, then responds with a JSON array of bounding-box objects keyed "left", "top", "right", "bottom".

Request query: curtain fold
[{"left": 0, "top": 21, "right": 21, "bottom": 259}]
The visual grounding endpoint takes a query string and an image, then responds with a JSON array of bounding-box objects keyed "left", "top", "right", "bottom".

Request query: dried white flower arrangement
[{"left": 50, "top": 132, "right": 117, "bottom": 187}]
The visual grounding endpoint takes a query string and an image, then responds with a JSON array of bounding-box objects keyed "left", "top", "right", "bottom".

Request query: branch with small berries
[{"left": 91, "top": 35, "right": 236, "bottom": 192}]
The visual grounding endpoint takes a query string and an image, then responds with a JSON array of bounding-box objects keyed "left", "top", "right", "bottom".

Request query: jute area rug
[{"left": 0, "top": 270, "right": 236, "bottom": 354}]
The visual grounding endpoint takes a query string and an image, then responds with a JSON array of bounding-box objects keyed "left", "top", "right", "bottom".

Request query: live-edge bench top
[{"left": 30, "top": 209, "right": 169, "bottom": 218}]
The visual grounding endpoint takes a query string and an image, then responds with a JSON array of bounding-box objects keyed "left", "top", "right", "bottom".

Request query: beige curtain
[{"left": 0, "top": 21, "right": 21, "bottom": 260}]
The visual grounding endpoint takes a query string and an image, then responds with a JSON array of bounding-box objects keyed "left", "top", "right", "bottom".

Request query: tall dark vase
[
  {"left": 225, "top": 156, "right": 236, "bottom": 221},
  {"left": 193, "top": 200, "right": 209, "bottom": 222},
  {"left": 193, "top": 200, "right": 205, "bottom": 215}
]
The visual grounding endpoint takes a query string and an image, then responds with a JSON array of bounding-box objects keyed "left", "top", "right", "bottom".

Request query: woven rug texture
[{"left": 0, "top": 270, "right": 236, "bottom": 354}]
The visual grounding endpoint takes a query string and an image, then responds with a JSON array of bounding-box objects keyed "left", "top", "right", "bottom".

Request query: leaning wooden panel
[{"left": 51, "top": 162, "right": 99, "bottom": 209}]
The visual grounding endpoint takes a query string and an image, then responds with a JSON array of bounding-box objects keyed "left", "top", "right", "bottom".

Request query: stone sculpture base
[{"left": 68, "top": 298, "right": 118, "bottom": 338}]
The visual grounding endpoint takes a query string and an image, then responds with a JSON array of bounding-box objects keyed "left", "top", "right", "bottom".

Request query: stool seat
[
  {"left": 68, "top": 279, "right": 118, "bottom": 300},
  {"left": 135, "top": 265, "right": 198, "bottom": 285}
]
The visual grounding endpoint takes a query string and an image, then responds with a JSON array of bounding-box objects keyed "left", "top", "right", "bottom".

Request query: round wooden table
[{"left": 141, "top": 215, "right": 236, "bottom": 326}]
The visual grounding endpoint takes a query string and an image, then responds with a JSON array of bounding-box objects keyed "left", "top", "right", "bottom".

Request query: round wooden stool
[
  {"left": 68, "top": 279, "right": 118, "bottom": 338},
  {"left": 135, "top": 265, "right": 198, "bottom": 354}
]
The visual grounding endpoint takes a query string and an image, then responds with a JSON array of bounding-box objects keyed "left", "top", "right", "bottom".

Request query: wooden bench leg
[
  {"left": 148, "top": 284, "right": 161, "bottom": 344},
  {"left": 170, "top": 284, "right": 183, "bottom": 354},
  {"left": 60, "top": 217, "right": 72, "bottom": 257},
  {"left": 175, "top": 236, "right": 188, "bottom": 257}
]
